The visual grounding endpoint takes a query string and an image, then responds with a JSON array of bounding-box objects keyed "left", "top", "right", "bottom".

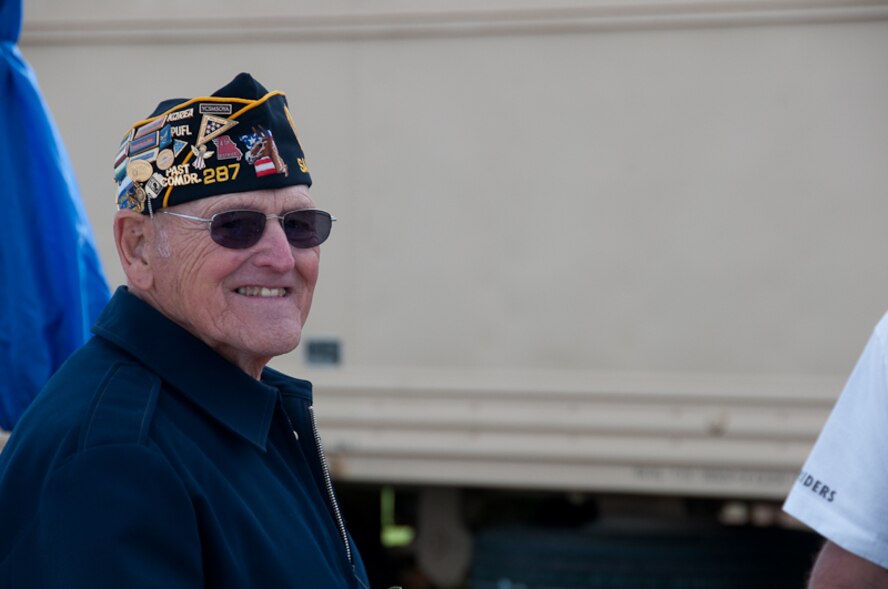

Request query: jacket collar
[{"left": 91, "top": 287, "right": 312, "bottom": 451}]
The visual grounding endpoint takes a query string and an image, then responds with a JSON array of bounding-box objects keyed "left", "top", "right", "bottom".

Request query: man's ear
[{"left": 113, "top": 210, "right": 154, "bottom": 290}]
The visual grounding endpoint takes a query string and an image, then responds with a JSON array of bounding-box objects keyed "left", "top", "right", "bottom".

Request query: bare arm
[{"left": 808, "top": 541, "right": 888, "bottom": 589}]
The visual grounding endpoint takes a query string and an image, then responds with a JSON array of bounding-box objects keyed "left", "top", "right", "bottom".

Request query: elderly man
[{"left": 0, "top": 74, "right": 370, "bottom": 589}]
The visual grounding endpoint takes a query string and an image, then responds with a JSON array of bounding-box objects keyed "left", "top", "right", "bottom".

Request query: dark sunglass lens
[
  {"left": 282, "top": 210, "right": 332, "bottom": 248},
  {"left": 210, "top": 211, "right": 267, "bottom": 249}
]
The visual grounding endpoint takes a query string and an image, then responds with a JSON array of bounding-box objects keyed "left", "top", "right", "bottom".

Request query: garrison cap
[{"left": 114, "top": 73, "right": 311, "bottom": 215}]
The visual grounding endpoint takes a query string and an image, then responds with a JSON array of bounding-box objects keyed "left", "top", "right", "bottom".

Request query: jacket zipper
[{"left": 308, "top": 405, "right": 353, "bottom": 566}]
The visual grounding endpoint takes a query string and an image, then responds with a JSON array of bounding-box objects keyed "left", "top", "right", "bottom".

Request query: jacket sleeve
[{"left": 8, "top": 444, "right": 203, "bottom": 588}]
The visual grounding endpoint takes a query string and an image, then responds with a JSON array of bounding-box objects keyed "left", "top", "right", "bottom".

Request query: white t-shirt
[{"left": 783, "top": 312, "right": 888, "bottom": 569}]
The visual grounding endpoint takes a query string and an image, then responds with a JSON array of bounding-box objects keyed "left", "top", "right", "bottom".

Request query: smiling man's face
[{"left": 143, "top": 184, "right": 320, "bottom": 376}]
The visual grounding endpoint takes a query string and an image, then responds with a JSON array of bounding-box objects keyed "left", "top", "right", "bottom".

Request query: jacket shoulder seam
[{"left": 78, "top": 362, "right": 161, "bottom": 450}]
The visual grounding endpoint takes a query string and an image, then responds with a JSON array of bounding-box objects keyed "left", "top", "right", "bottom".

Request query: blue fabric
[
  {"left": 0, "top": 0, "right": 110, "bottom": 430},
  {"left": 0, "top": 288, "right": 369, "bottom": 588}
]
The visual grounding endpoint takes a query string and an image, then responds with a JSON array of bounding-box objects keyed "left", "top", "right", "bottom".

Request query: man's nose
[{"left": 253, "top": 217, "right": 296, "bottom": 270}]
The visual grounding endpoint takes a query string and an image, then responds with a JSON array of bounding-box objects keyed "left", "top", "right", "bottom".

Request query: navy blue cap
[{"left": 114, "top": 73, "right": 312, "bottom": 214}]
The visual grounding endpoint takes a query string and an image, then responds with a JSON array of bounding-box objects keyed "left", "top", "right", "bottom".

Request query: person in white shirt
[{"left": 784, "top": 312, "right": 888, "bottom": 587}]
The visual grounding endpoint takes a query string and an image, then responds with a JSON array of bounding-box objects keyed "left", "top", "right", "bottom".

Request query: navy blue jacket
[{"left": 0, "top": 288, "right": 369, "bottom": 588}]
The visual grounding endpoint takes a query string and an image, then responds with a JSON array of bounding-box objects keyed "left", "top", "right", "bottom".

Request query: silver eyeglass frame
[{"left": 159, "top": 208, "right": 337, "bottom": 248}]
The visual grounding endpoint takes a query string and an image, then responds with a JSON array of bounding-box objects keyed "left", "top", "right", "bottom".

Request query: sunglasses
[{"left": 161, "top": 208, "right": 336, "bottom": 250}]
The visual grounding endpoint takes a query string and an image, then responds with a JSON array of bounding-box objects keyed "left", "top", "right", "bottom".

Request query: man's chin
[{"left": 252, "top": 330, "right": 303, "bottom": 359}]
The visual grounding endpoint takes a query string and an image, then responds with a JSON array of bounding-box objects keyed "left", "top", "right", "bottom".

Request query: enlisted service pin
[
  {"left": 126, "top": 160, "right": 154, "bottom": 183},
  {"left": 156, "top": 149, "right": 175, "bottom": 171},
  {"left": 129, "top": 183, "right": 148, "bottom": 213}
]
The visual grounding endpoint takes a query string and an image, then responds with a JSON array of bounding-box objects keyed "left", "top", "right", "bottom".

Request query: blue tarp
[{"left": 0, "top": 0, "right": 110, "bottom": 430}]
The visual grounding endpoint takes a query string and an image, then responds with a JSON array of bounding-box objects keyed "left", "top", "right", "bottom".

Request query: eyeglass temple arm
[{"left": 160, "top": 211, "right": 211, "bottom": 222}]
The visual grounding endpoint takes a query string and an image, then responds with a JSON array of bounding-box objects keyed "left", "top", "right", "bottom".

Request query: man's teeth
[{"left": 236, "top": 287, "right": 286, "bottom": 297}]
